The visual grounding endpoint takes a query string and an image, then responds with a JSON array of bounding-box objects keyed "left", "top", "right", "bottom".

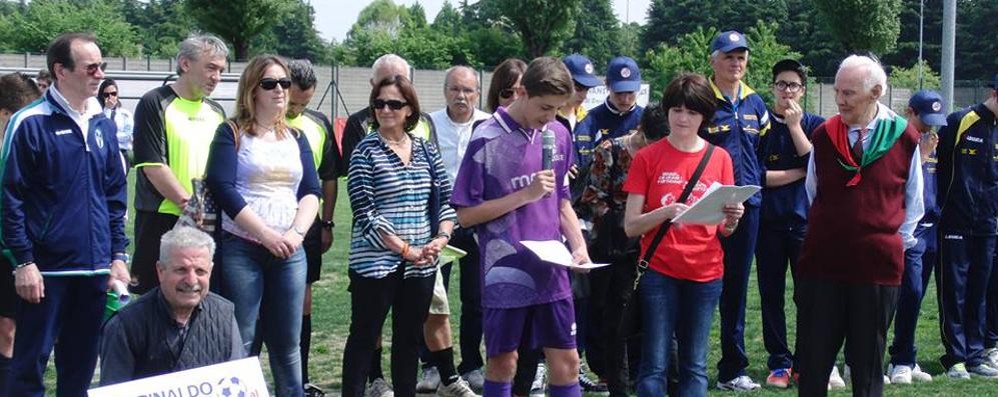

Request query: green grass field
[{"left": 44, "top": 177, "right": 998, "bottom": 396}]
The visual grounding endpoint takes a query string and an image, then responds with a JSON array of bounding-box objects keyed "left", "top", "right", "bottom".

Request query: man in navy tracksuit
[
  {"left": 0, "top": 33, "right": 131, "bottom": 396},
  {"left": 886, "top": 90, "right": 947, "bottom": 384},
  {"left": 702, "top": 30, "right": 770, "bottom": 391},
  {"left": 935, "top": 74, "right": 998, "bottom": 379},
  {"left": 755, "top": 59, "right": 823, "bottom": 388}
]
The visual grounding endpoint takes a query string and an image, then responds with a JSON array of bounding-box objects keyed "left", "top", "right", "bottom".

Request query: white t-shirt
[{"left": 429, "top": 108, "right": 490, "bottom": 183}]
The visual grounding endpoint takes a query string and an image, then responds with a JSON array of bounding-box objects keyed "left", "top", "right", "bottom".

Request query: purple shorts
[{"left": 483, "top": 298, "right": 577, "bottom": 358}]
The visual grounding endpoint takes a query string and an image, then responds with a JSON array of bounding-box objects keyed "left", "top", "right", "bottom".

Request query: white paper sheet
[
  {"left": 672, "top": 183, "right": 761, "bottom": 225},
  {"left": 520, "top": 240, "right": 611, "bottom": 269}
]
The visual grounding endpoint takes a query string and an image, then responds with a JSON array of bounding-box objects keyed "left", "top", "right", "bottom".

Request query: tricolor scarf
[{"left": 827, "top": 114, "right": 908, "bottom": 186}]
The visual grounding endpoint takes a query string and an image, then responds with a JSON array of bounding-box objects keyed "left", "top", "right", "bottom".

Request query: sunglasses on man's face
[
  {"left": 372, "top": 99, "right": 408, "bottom": 111},
  {"left": 83, "top": 62, "right": 107, "bottom": 76},
  {"left": 259, "top": 78, "right": 292, "bottom": 91}
]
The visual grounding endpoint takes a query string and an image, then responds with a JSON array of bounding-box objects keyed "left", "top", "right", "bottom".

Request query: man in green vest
[
  {"left": 131, "top": 34, "right": 229, "bottom": 294},
  {"left": 285, "top": 59, "right": 341, "bottom": 397}
]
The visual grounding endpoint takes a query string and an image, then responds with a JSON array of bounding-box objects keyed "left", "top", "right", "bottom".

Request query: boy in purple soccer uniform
[{"left": 451, "top": 57, "right": 591, "bottom": 397}]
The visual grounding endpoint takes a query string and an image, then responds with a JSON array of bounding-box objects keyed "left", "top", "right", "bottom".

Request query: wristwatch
[
  {"left": 112, "top": 253, "right": 130, "bottom": 264},
  {"left": 320, "top": 219, "right": 335, "bottom": 229}
]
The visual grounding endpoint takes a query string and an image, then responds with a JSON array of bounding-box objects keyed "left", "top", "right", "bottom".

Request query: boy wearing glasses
[
  {"left": 451, "top": 57, "right": 590, "bottom": 397},
  {"left": 131, "top": 33, "right": 229, "bottom": 294},
  {"left": 755, "top": 59, "right": 823, "bottom": 389}
]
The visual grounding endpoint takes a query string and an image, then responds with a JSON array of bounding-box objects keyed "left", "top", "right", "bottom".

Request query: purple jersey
[{"left": 451, "top": 108, "right": 574, "bottom": 309}]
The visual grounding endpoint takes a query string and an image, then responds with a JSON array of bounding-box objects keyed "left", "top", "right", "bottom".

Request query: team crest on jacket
[{"left": 95, "top": 128, "right": 104, "bottom": 149}]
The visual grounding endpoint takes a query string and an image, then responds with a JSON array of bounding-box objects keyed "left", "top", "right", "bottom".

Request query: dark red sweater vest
[{"left": 798, "top": 119, "right": 920, "bottom": 286}]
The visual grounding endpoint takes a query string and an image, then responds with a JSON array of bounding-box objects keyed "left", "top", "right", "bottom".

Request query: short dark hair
[
  {"left": 97, "top": 78, "right": 117, "bottom": 108},
  {"left": 486, "top": 58, "right": 527, "bottom": 113},
  {"left": 772, "top": 58, "right": 807, "bottom": 83},
  {"left": 640, "top": 102, "right": 669, "bottom": 141},
  {"left": 47, "top": 32, "right": 97, "bottom": 80},
  {"left": 369, "top": 75, "right": 421, "bottom": 133},
  {"left": 0, "top": 73, "right": 41, "bottom": 113},
  {"left": 661, "top": 73, "right": 716, "bottom": 130},
  {"left": 288, "top": 59, "right": 317, "bottom": 91},
  {"left": 521, "top": 56, "right": 574, "bottom": 98}
]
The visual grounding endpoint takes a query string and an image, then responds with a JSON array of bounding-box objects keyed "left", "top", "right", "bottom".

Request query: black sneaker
[
  {"left": 304, "top": 383, "right": 326, "bottom": 397},
  {"left": 579, "top": 371, "right": 609, "bottom": 394}
]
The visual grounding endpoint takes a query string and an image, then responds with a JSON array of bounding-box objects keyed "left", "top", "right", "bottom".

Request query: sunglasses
[
  {"left": 499, "top": 88, "right": 516, "bottom": 99},
  {"left": 102, "top": 91, "right": 118, "bottom": 98},
  {"left": 373, "top": 99, "right": 408, "bottom": 111},
  {"left": 259, "top": 78, "right": 291, "bottom": 90},
  {"left": 83, "top": 62, "right": 107, "bottom": 75}
]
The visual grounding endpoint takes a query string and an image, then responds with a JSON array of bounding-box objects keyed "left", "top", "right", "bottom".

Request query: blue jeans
[
  {"left": 889, "top": 224, "right": 936, "bottom": 366},
  {"left": 717, "top": 205, "right": 759, "bottom": 381},
  {"left": 636, "top": 270, "right": 722, "bottom": 397},
  {"left": 221, "top": 233, "right": 307, "bottom": 397}
]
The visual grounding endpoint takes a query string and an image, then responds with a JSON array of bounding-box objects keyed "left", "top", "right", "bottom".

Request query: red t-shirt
[{"left": 622, "top": 139, "right": 734, "bottom": 282}]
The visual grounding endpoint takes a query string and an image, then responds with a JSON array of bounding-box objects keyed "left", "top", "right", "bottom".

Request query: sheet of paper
[
  {"left": 672, "top": 183, "right": 761, "bottom": 225},
  {"left": 439, "top": 244, "right": 468, "bottom": 265},
  {"left": 520, "top": 240, "right": 610, "bottom": 269}
]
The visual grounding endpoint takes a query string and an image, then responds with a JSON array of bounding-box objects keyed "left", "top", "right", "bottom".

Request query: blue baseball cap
[
  {"left": 562, "top": 54, "right": 601, "bottom": 88},
  {"left": 908, "top": 90, "right": 947, "bottom": 127},
  {"left": 606, "top": 56, "right": 641, "bottom": 92},
  {"left": 711, "top": 30, "right": 750, "bottom": 54}
]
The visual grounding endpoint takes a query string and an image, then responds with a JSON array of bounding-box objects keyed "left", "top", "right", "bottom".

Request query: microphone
[{"left": 542, "top": 128, "right": 555, "bottom": 170}]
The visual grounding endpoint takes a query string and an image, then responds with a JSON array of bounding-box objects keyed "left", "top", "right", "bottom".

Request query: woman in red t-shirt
[{"left": 622, "top": 73, "right": 743, "bottom": 397}]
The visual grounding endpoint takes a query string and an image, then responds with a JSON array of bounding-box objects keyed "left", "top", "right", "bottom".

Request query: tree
[
  {"left": 889, "top": 59, "right": 941, "bottom": 91},
  {"left": 641, "top": 0, "right": 786, "bottom": 55},
  {"left": 812, "top": 0, "right": 903, "bottom": 53},
  {"left": 185, "top": 0, "right": 290, "bottom": 61},
  {"left": 494, "top": 0, "right": 581, "bottom": 58},
  {"left": 561, "top": 0, "right": 620, "bottom": 71},
  {"left": 254, "top": 0, "right": 328, "bottom": 62},
  {"left": 954, "top": 0, "right": 998, "bottom": 80},
  {"left": 432, "top": 0, "right": 463, "bottom": 37},
  {"left": 116, "top": 0, "right": 197, "bottom": 58},
  {"left": 642, "top": 22, "right": 799, "bottom": 103},
  {"left": 0, "top": 0, "right": 140, "bottom": 56}
]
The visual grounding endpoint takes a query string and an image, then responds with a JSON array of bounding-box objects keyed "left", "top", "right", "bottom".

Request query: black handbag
[
  {"left": 618, "top": 144, "right": 715, "bottom": 337},
  {"left": 420, "top": 139, "right": 441, "bottom": 236}
]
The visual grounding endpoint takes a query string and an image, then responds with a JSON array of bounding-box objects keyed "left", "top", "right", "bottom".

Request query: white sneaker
[
  {"left": 984, "top": 348, "right": 998, "bottom": 367},
  {"left": 911, "top": 364, "right": 933, "bottom": 382},
  {"left": 888, "top": 364, "right": 912, "bottom": 384},
  {"left": 828, "top": 365, "right": 846, "bottom": 389},
  {"left": 716, "top": 375, "right": 761, "bottom": 391},
  {"left": 437, "top": 378, "right": 480, "bottom": 397},
  {"left": 367, "top": 378, "right": 395, "bottom": 397},
  {"left": 417, "top": 366, "right": 441, "bottom": 393},
  {"left": 529, "top": 363, "right": 546, "bottom": 395}
]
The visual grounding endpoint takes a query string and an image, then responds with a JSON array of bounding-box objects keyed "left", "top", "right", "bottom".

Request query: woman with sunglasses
[
  {"left": 341, "top": 74, "right": 456, "bottom": 397},
  {"left": 205, "top": 55, "right": 320, "bottom": 397},
  {"left": 98, "top": 79, "right": 134, "bottom": 170},
  {"left": 486, "top": 58, "right": 527, "bottom": 113}
]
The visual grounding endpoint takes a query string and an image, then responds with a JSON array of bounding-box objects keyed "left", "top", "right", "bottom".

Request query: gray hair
[
  {"left": 288, "top": 59, "right": 317, "bottom": 90},
  {"left": 444, "top": 65, "right": 478, "bottom": 89},
  {"left": 371, "top": 54, "right": 411, "bottom": 82},
  {"left": 158, "top": 226, "right": 216, "bottom": 266},
  {"left": 837, "top": 54, "right": 887, "bottom": 98},
  {"left": 175, "top": 33, "right": 229, "bottom": 75},
  {"left": 710, "top": 50, "right": 749, "bottom": 62}
]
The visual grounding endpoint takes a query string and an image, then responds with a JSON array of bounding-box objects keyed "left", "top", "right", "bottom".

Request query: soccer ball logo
[
  {"left": 217, "top": 376, "right": 248, "bottom": 397},
  {"left": 620, "top": 67, "right": 631, "bottom": 79},
  {"left": 932, "top": 101, "right": 942, "bottom": 112}
]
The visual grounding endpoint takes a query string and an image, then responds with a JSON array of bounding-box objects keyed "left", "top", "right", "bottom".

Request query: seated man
[{"left": 99, "top": 226, "right": 243, "bottom": 385}]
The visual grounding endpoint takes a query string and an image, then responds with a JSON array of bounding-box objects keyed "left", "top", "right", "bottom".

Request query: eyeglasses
[
  {"left": 499, "top": 88, "right": 515, "bottom": 99},
  {"left": 259, "top": 78, "right": 291, "bottom": 91},
  {"left": 102, "top": 91, "right": 118, "bottom": 98},
  {"left": 373, "top": 99, "right": 408, "bottom": 111},
  {"left": 774, "top": 81, "right": 804, "bottom": 93},
  {"left": 84, "top": 62, "right": 107, "bottom": 75}
]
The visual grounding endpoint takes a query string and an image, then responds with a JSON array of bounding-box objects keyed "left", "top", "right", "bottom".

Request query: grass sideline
[{"left": 41, "top": 176, "right": 998, "bottom": 396}]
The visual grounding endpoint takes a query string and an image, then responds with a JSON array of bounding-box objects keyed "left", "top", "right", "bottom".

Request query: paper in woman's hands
[
  {"left": 672, "top": 182, "right": 761, "bottom": 225},
  {"left": 520, "top": 240, "right": 610, "bottom": 269}
]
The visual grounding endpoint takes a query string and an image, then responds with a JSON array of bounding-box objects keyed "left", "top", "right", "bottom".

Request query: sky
[{"left": 314, "top": 0, "right": 652, "bottom": 43}]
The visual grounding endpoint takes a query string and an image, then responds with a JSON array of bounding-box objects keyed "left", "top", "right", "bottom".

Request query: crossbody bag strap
[{"left": 631, "top": 143, "right": 715, "bottom": 290}]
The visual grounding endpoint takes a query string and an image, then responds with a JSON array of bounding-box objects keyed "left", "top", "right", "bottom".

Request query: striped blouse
[{"left": 347, "top": 132, "right": 457, "bottom": 279}]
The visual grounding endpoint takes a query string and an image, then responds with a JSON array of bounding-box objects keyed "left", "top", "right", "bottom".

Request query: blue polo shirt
[
  {"left": 700, "top": 80, "right": 770, "bottom": 207},
  {"left": 573, "top": 99, "right": 644, "bottom": 172},
  {"left": 759, "top": 110, "right": 824, "bottom": 229}
]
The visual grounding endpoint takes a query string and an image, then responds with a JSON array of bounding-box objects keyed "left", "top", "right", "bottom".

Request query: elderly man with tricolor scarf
[{"left": 794, "top": 54, "right": 923, "bottom": 397}]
